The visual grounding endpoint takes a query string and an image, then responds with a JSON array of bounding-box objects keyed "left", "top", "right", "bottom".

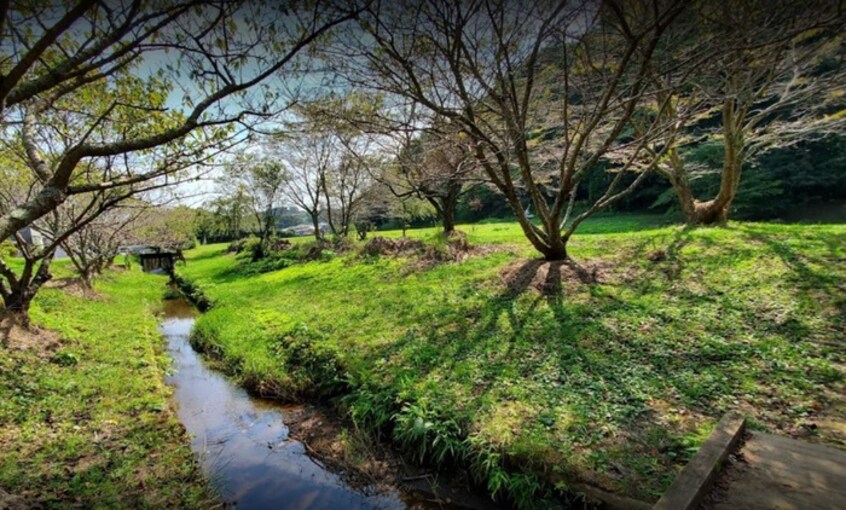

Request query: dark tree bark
[
  {"left": 426, "top": 182, "right": 460, "bottom": 234},
  {"left": 441, "top": 200, "right": 456, "bottom": 234},
  {"left": 310, "top": 211, "right": 323, "bottom": 241},
  {"left": 1, "top": 252, "right": 54, "bottom": 328}
]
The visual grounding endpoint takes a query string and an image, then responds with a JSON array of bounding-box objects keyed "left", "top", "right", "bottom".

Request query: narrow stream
[{"left": 159, "top": 296, "right": 415, "bottom": 509}]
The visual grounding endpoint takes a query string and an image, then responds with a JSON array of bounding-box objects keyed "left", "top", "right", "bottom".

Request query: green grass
[
  {"left": 177, "top": 215, "right": 846, "bottom": 505},
  {"left": 0, "top": 268, "right": 215, "bottom": 508},
  {"left": 379, "top": 212, "right": 676, "bottom": 245}
]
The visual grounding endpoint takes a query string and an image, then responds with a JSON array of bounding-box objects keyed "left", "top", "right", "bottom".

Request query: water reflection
[{"left": 159, "top": 297, "right": 407, "bottom": 509}]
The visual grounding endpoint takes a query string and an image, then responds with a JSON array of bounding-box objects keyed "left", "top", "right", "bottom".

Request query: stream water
[{"left": 159, "top": 296, "right": 414, "bottom": 509}]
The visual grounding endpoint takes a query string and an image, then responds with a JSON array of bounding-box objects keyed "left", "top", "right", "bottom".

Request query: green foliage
[
  {"left": 272, "top": 323, "right": 347, "bottom": 397},
  {"left": 171, "top": 274, "right": 213, "bottom": 311},
  {"left": 241, "top": 235, "right": 265, "bottom": 261},
  {"left": 392, "top": 402, "right": 467, "bottom": 465},
  {"left": 0, "top": 240, "right": 16, "bottom": 258},
  {"left": 644, "top": 136, "right": 846, "bottom": 221},
  {"left": 456, "top": 186, "right": 514, "bottom": 223},
  {"left": 0, "top": 268, "right": 214, "bottom": 507},
  {"left": 176, "top": 217, "right": 846, "bottom": 504},
  {"left": 49, "top": 351, "right": 80, "bottom": 367}
]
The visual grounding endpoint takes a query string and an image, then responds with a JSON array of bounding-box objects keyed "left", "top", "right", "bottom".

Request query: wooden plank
[
  {"left": 570, "top": 482, "right": 652, "bottom": 510},
  {"left": 710, "top": 432, "right": 846, "bottom": 509},
  {"left": 653, "top": 413, "right": 746, "bottom": 510}
]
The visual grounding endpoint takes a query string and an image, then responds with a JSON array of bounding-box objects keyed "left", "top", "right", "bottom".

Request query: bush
[
  {"left": 242, "top": 236, "right": 265, "bottom": 261},
  {"left": 172, "top": 275, "right": 213, "bottom": 311},
  {"left": 271, "top": 323, "right": 347, "bottom": 397},
  {"left": 0, "top": 240, "right": 16, "bottom": 258},
  {"left": 226, "top": 238, "right": 249, "bottom": 254}
]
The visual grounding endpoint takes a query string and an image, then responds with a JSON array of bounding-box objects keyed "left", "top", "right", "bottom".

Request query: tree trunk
[
  {"left": 1, "top": 251, "right": 55, "bottom": 327},
  {"left": 442, "top": 189, "right": 460, "bottom": 234},
  {"left": 542, "top": 226, "right": 568, "bottom": 261},
  {"left": 690, "top": 162, "right": 741, "bottom": 226},
  {"left": 4, "top": 290, "right": 33, "bottom": 315},
  {"left": 667, "top": 134, "right": 742, "bottom": 226},
  {"left": 671, "top": 183, "right": 732, "bottom": 226},
  {"left": 79, "top": 268, "right": 94, "bottom": 289},
  {"left": 667, "top": 166, "right": 698, "bottom": 225},
  {"left": 2, "top": 282, "right": 42, "bottom": 328},
  {"left": 504, "top": 189, "right": 569, "bottom": 260},
  {"left": 691, "top": 199, "right": 730, "bottom": 225},
  {"left": 311, "top": 212, "right": 322, "bottom": 241},
  {"left": 442, "top": 206, "right": 455, "bottom": 234}
]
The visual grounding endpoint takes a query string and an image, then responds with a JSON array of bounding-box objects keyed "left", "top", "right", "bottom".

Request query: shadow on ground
[{"left": 350, "top": 224, "right": 845, "bottom": 500}]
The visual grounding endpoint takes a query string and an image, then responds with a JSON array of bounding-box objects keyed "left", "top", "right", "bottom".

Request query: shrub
[
  {"left": 0, "top": 240, "right": 16, "bottom": 257},
  {"left": 271, "top": 323, "right": 347, "bottom": 397},
  {"left": 226, "top": 238, "right": 249, "bottom": 254}
]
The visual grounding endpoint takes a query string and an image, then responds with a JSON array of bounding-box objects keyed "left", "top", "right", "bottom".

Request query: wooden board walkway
[
  {"left": 705, "top": 432, "right": 846, "bottom": 510},
  {"left": 653, "top": 413, "right": 846, "bottom": 510}
]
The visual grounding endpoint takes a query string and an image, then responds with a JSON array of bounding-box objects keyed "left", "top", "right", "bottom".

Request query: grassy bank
[
  {"left": 177, "top": 215, "right": 846, "bottom": 506},
  {"left": 0, "top": 266, "right": 214, "bottom": 508}
]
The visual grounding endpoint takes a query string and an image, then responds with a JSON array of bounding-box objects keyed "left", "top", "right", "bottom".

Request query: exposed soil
[
  {"left": 499, "top": 258, "right": 599, "bottom": 295},
  {"left": 284, "top": 404, "right": 402, "bottom": 492},
  {"left": 363, "top": 232, "right": 503, "bottom": 273},
  {"left": 699, "top": 431, "right": 749, "bottom": 509},
  {"left": 497, "top": 254, "right": 658, "bottom": 296},
  {"left": 0, "top": 313, "right": 61, "bottom": 353},
  {"left": 420, "top": 231, "right": 500, "bottom": 264},
  {"left": 268, "top": 238, "right": 293, "bottom": 251},
  {"left": 45, "top": 277, "right": 103, "bottom": 300},
  {"left": 0, "top": 488, "right": 30, "bottom": 510},
  {"left": 361, "top": 236, "right": 426, "bottom": 257},
  {"left": 283, "top": 403, "right": 497, "bottom": 510}
]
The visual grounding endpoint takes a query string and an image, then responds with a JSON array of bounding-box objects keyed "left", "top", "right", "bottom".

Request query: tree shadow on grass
[
  {"left": 354, "top": 224, "right": 846, "bottom": 501},
  {"left": 362, "top": 257, "right": 688, "bottom": 499},
  {"left": 736, "top": 224, "right": 846, "bottom": 305}
]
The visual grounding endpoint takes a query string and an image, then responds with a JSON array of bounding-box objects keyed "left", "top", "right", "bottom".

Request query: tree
[
  {"left": 287, "top": 98, "right": 378, "bottom": 239},
  {"left": 321, "top": 142, "right": 373, "bottom": 238},
  {"left": 1, "top": 179, "right": 158, "bottom": 324},
  {"left": 0, "top": 1, "right": 360, "bottom": 324},
  {"left": 58, "top": 203, "right": 146, "bottom": 288},
  {"left": 345, "top": 0, "right": 685, "bottom": 260},
  {"left": 204, "top": 192, "right": 252, "bottom": 242},
  {"left": 132, "top": 205, "right": 199, "bottom": 249},
  {"left": 377, "top": 119, "right": 481, "bottom": 234},
  {"left": 0, "top": 0, "right": 359, "bottom": 243},
  {"left": 647, "top": 0, "right": 846, "bottom": 225},
  {"left": 1, "top": 72, "right": 210, "bottom": 322},
  {"left": 273, "top": 129, "right": 334, "bottom": 241},
  {"left": 222, "top": 154, "right": 288, "bottom": 254}
]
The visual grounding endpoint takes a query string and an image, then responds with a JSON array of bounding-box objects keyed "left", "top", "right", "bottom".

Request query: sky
[{"left": 128, "top": 1, "right": 345, "bottom": 208}]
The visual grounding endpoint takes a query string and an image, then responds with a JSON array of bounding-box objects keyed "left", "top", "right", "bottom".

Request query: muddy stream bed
[{"left": 159, "top": 296, "right": 488, "bottom": 509}]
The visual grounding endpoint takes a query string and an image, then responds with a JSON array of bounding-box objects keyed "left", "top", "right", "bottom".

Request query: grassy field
[
  {"left": 0, "top": 265, "right": 215, "bottom": 508},
  {"left": 177, "top": 214, "right": 846, "bottom": 506}
]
